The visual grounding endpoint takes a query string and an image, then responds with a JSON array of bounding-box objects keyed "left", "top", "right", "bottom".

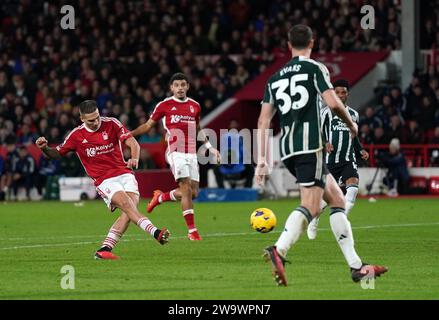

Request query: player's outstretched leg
[
  {"left": 324, "top": 174, "right": 388, "bottom": 282},
  {"left": 112, "top": 191, "right": 170, "bottom": 245},
  {"left": 307, "top": 199, "right": 328, "bottom": 240},
  {"left": 136, "top": 218, "right": 170, "bottom": 245},
  {"left": 147, "top": 189, "right": 178, "bottom": 213},
  {"left": 148, "top": 183, "right": 201, "bottom": 240}
]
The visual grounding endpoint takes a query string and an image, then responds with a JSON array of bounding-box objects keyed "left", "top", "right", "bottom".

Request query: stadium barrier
[
  {"left": 364, "top": 144, "right": 439, "bottom": 167},
  {"left": 59, "top": 177, "right": 97, "bottom": 201},
  {"left": 56, "top": 170, "right": 175, "bottom": 201},
  {"left": 197, "top": 188, "right": 258, "bottom": 202},
  {"left": 205, "top": 167, "right": 439, "bottom": 197}
]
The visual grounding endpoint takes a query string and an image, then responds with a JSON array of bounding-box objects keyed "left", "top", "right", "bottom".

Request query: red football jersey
[
  {"left": 56, "top": 117, "right": 133, "bottom": 186},
  {"left": 150, "top": 96, "right": 201, "bottom": 154}
]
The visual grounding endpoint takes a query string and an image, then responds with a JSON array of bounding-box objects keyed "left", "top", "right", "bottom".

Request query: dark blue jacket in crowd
[
  {"left": 38, "top": 155, "right": 60, "bottom": 176},
  {"left": 15, "top": 155, "right": 36, "bottom": 176},
  {"left": 5, "top": 150, "right": 20, "bottom": 173},
  {"left": 219, "top": 132, "right": 245, "bottom": 175},
  {"left": 381, "top": 151, "right": 410, "bottom": 183},
  {"left": 0, "top": 156, "right": 4, "bottom": 175}
]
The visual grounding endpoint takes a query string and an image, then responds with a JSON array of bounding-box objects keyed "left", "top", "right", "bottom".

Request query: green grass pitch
[{"left": 0, "top": 198, "right": 438, "bottom": 300}]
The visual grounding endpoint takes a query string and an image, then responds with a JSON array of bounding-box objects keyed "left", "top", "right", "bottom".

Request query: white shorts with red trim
[
  {"left": 96, "top": 173, "right": 139, "bottom": 211},
  {"left": 167, "top": 152, "right": 199, "bottom": 182}
]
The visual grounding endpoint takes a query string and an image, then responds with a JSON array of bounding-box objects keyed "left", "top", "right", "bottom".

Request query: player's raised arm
[
  {"left": 35, "top": 136, "right": 62, "bottom": 159},
  {"left": 322, "top": 89, "right": 357, "bottom": 138},
  {"left": 124, "top": 136, "right": 140, "bottom": 169},
  {"left": 130, "top": 118, "right": 156, "bottom": 137}
]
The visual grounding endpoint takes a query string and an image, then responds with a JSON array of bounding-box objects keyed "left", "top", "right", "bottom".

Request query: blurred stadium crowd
[
  {"left": 359, "top": 71, "right": 439, "bottom": 146},
  {"left": 0, "top": 0, "right": 438, "bottom": 200}
]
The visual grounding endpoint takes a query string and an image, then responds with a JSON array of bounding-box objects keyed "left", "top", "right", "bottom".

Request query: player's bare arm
[
  {"left": 256, "top": 102, "right": 277, "bottom": 186},
  {"left": 354, "top": 137, "right": 369, "bottom": 160},
  {"left": 196, "top": 122, "right": 220, "bottom": 163},
  {"left": 326, "top": 142, "right": 334, "bottom": 153},
  {"left": 130, "top": 118, "right": 156, "bottom": 137},
  {"left": 352, "top": 134, "right": 369, "bottom": 161},
  {"left": 35, "top": 136, "right": 62, "bottom": 159},
  {"left": 360, "top": 149, "right": 369, "bottom": 160},
  {"left": 124, "top": 136, "right": 140, "bottom": 169},
  {"left": 322, "top": 89, "right": 358, "bottom": 138}
]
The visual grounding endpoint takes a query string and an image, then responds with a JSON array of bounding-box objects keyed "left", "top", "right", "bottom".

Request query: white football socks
[
  {"left": 137, "top": 217, "right": 158, "bottom": 237},
  {"left": 275, "top": 207, "right": 312, "bottom": 257},
  {"left": 329, "top": 208, "right": 362, "bottom": 269},
  {"left": 102, "top": 228, "right": 122, "bottom": 250},
  {"left": 345, "top": 185, "right": 358, "bottom": 216}
]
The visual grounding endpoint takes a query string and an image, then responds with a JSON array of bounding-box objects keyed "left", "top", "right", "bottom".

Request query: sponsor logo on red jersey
[{"left": 85, "top": 143, "right": 114, "bottom": 157}]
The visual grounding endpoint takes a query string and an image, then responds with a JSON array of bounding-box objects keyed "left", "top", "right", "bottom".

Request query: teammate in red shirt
[
  {"left": 35, "top": 100, "right": 170, "bottom": 260},
  {"left": 131, "top": 73, "right": 220, "bottom": 241}
]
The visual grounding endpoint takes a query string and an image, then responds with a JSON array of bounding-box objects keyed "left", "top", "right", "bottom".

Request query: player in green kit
[
  {"left": 307, "top": 79, "right": 369, "bottom": 240},
  {"left": 256, "top": 25, "right": 387, "bottom": 286}
]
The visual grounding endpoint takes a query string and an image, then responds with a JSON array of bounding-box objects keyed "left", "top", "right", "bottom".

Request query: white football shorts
[
  {"left": 167, "top": 151, "right": 199, "bottom": 182},
  {"left": 96, "top": 173, "right": 139, "bottom": 211}
]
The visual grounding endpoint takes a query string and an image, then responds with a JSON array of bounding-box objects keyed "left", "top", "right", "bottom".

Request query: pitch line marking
[
  {"left": 1, "top": 221, "right": 439, "bottom": 242},
  {"left": 0, "top": 222, "right": 439, "bottom": 251}
]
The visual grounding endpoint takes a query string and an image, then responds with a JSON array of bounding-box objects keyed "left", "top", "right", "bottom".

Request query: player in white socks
[
  {"left": 307, "top": 79, "right": 369, "bottom": 240},
  {"left": 36, "top": 100, "right": 170, "bottom": 260},
  {"left": 256, "top": 24, "right": 387, "bottom": 286}
]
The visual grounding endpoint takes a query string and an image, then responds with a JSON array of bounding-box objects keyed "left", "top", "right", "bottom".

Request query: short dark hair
[
  {"left": 288, "top": 24, "right": 313, "bottom": 49},
  {"left": 333, "top": 79, "right": 350, "bottom": 90},
  {"left": 169, "top": 73, "right": 189, "bottom": 85},
  {"left": 79, "top": 100, "right": 98, "bottom": 114}
]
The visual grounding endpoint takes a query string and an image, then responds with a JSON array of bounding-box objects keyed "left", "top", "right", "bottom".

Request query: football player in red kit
[
  {"left": 36, "top": 100, "right": 170, "bottom": 260},
  {"left": 131, "top": 73, "right": 220, "bottom": 241}
]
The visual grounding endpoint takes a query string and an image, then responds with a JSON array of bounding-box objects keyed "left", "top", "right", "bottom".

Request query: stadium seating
[{"left": 2, "top": 0, "right": 439, "bottom": 198}]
